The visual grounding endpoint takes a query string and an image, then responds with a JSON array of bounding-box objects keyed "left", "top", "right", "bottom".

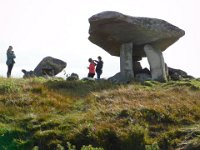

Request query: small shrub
[
  {"left": 71, "top": 127, "right": 97, "bottom": 150},
  {"left": 0, "top": 124, "right": 30, "bottom": 150},
  {"left": 97, "top": 129, "right": 121, "bottom": 150},
  {"left": 56, "top": 144, "right": 65, "bottom": 150},
  {"left": 145, "top": 143, "right": 160, "bottom": 150},
  {"left": 140, "top": 108, "right": 176, "bottom": 124},
  {"left": 32, "top": 146, "right": 39, "bottom": 150},
  {"left": 31, "top": 87, "right": 43, "bottom": 94},
  {"left": 33, "top": 130, "right": 62, "bottom": 149},
  {"left": 118, "top": 109, "right": 130, "bottom": 118},
  {"left": 121, "top": 125, "right": 146, "bottom": 150},
  {"left": 67, "top": 142, "right": 76, "bottom": 150}
]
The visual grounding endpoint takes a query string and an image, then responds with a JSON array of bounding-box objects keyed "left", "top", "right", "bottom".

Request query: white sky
[{"left": 0, "top": 0, "right": 200, "bottom": 78}]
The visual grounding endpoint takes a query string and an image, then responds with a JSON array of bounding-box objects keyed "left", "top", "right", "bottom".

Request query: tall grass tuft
[{"left": 0, "top": 78, "right": 22, "bottom": 94}]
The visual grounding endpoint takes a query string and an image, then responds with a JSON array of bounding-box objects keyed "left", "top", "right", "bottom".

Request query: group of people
[
  {"left": 87, "top": 56, "right": 103, "bottom": 79},
  {"left": 5, "top": 46, "right": 104, "bottom": 79}
]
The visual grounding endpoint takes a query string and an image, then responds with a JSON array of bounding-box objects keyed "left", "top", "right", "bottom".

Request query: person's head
[
  {"left": 8, "top": 46, "right": 13, "bottom": 51},
  {"left": 88, "top": 58, "right": 93, "bottom": 62},
  {"left": 98, "top": 56, "right": 102, "bottom": 60}
]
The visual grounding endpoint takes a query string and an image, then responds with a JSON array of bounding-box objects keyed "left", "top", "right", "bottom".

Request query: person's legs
[
  {"left": 88, "top": 73, "right": 95, "bottom": 78},
  {"left": 7, "top": 64, "right": 13, "bottom": 78},
  {"left": 97, "top": 73, "right": 100, "bottom": 79},
  {"left": 91, "top": 73, "right": 95, "bottom": 78},
  {"left": 88, "top": 73, "right": 91, "bottom": 78},
  {"left": 96, "top": 70, "right": 102, "bottom": 79}
]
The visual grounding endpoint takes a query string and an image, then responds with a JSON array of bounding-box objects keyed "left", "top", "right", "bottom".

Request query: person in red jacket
[{"left": 87, "top": 58, "right": 96, "bottom": 78}]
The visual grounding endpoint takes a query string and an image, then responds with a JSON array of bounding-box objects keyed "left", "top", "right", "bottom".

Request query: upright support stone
[
  {"left": 144, "top": 44, "right": 167, "bottom": 82},
  {"left": 120, "top": 43, "right": 134, "bottom": 82}
]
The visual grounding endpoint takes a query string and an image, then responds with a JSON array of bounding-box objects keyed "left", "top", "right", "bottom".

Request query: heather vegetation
[{"left": 0, "top": 77, "right": 200, "bottom": 150}]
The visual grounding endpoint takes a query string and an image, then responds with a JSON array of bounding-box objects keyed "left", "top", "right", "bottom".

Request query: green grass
[{"left": 0, "top": 77, "right": 200, "bottom": 149}]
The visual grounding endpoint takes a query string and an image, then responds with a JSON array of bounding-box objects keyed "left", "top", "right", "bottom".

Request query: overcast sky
[{"left": 0, "top": 0, "right": 199, "bottom": 79}]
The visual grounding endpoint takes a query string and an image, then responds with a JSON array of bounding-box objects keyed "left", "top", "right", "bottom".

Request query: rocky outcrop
[
  {"left": 108, "top": 72, "right": 124, "bottom": 83},
  {"left": 67, "top": 73, "right": 79, "bottom": 81},
  {"left": 168, "top": 67, "right": 194, "bottom": 80},
  {"left": 22, "top": 56, "right": 67, "bottom": 78},
  {"left": 89, "top": 11, "right": 185, "bottom": 82},
  {"left": 22, "top": 70, "right": 35, "bottom": 78},
  {"left": 108, "top": 68, "right": 151, "bottom": 83},
  {"left": 34, "top": 56, "right": 66, "bottom": 76}
]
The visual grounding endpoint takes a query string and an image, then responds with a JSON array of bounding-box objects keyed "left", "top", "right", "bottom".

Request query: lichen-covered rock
[
  {"left": 34, "top": 56, "right": 67, "bottom": 76},
  {"left": 168, "top": 67, "right": 194, "bottom": 80},
  {"left": 67, "top": 73, "right": 79, "bottom": 81},
  {"left": 22, "top": 56, "right": 66, "bottom": 78},
  {"left": 89, "top": 11, "right": 185, "bottom": 60},
  {"left": 108, "top": 72, "right": 127, "bottom": 83}
]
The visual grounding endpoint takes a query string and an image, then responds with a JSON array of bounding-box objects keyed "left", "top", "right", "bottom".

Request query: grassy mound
[{"left": 0, "top": 77, "right": 200, "bottom": 150}]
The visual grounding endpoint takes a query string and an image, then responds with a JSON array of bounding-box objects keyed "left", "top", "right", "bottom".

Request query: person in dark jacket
[
  {"left": 94, "top": 56, "right": 103, "bottom": 79},
  {"left": 6, "top": 46, "right": 16, "bottom": 78}
]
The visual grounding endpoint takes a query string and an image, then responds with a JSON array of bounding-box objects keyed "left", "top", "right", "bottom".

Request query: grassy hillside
[{"left": 0, "top": 77, "right": 200, "bottom": 150}]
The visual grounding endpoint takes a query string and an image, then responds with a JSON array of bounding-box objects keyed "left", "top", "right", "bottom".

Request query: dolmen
[
  {"left": 88, "top": 11, "right": 185, "bottom": 82},
  {"left": 22, "top": 56, "right": 67, "bottom": 78}
]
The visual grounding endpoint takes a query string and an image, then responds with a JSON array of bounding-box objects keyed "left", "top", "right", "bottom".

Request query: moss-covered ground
[{"left": 0, "top": 77, "right": 200, "bottom": 150}]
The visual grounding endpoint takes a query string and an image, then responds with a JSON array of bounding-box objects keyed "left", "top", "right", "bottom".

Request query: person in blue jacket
[{"left": 6, "top": 46, "right": 16, "bottom": 78}]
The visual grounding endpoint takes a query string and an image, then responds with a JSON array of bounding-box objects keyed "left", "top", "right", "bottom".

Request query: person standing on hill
[
  {"left": 6, "top": 46, "right": 16, "bottom": 78},
  {"left": 87, "top": 58, "right": 96, "bottom": 78},
  {"left": 94, "top": 56, "right": 103, "bottom": 79}
]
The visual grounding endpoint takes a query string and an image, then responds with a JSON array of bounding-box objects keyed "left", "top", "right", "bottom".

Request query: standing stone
[
  {"left": 144, "top": 44, "right": 167, "bottom": 81},
  {"left": 120, "top": 43, "right": 134, "bottom": 82}
]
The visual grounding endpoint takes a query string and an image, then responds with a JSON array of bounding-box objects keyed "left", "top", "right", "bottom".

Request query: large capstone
[{"left": 88, "top": 11, "right": 185, "bottom": 59}]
